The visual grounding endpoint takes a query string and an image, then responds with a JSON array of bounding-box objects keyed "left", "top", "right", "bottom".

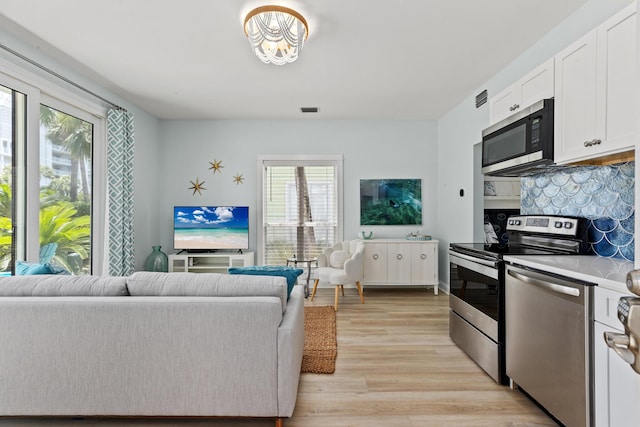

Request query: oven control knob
[
  {"left": 513, "top": 220, "right": 521, "bottom": 226},
  {"left": 564, "top": 222, "right": 573, "bottom": 229},
  {"left": 554, "top": 221, "right": 563, "bottom": 228}
]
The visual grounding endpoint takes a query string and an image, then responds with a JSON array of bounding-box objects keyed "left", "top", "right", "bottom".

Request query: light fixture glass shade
[{"left": 244, "top": 5, "right": 308, "bottom": 65}]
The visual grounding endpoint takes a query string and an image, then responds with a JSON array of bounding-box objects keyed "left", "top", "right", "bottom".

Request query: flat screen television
[{"left": 173, "top": 206, "right": 249, "bottom": 252}]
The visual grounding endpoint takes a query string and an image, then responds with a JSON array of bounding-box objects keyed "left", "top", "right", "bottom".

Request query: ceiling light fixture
[{"left": 243, "top": 5, "right": 309, "bottom": 65}]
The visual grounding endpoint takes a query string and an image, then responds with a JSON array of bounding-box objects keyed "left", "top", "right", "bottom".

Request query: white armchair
[{"left": 311, "top": 240, "right": 365, "bottom": 311}]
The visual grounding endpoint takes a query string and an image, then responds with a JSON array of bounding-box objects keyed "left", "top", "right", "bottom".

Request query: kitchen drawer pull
[
  {"left": 604, "top": 331, "right": 636, "bottom": 364},
  {"left": 509, "top": 104, "right": 520, "bottom": 111},
  {"left": 420, "top": 254, "right": 427, "bottom": 260},
  {"left": 584, "top": 138, "right": 602, "bottom": 147},
  {"left": 397, "top": 254, "right": 403, "bottom": 260},
  {"left": 372, "top": 253, "right": 379, "bottom": 260},
  {"left": 507, "top": 269, "right": 580, "bottom": 297}
]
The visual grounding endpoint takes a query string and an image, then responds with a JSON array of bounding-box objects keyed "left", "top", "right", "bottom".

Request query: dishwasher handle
[
  {"left": 507, "top": 269, "right": 580, "bottom": 297},
  {"left": 604, "top": 331, "right": 636, "bottom": 365}
]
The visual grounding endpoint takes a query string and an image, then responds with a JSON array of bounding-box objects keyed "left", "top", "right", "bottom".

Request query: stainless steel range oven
[{"left": 449, "top": 215, "right": 589, "bottom": 384}]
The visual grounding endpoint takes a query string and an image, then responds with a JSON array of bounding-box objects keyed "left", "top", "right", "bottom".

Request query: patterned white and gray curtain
[{"left": 107, "top": 108, "right": 135, "bottom": 276}]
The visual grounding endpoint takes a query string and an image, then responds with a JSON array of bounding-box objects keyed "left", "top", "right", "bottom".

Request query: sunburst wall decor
[
  {"left": 189, "top": 178, "right": 206, "bottom": 195},
  {"left": 209, "top": 159, "right": 224, "bottom": 174}
]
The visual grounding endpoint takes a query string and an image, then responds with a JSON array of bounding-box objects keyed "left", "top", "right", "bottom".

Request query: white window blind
[{"left": 260, "top": 157, "right": 342, "bottom": 265}]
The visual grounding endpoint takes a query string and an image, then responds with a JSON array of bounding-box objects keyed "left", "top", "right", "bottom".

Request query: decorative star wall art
[
  {"left": 189, "top": 178, "right": 206, "bottom": 195},
  {"left": 187, "top": 157, "right": 244, "bottom": 194},
  {"left": 209, "top": 159, "right": 224, "bottom": 174}
]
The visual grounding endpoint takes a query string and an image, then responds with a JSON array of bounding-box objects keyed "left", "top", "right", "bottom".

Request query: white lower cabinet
[
  {"left": 362, "top": 239, "right": 438, "bottom": 294},
  {"left": 593, "top": 286, "right": 640, "bottom": 427}
]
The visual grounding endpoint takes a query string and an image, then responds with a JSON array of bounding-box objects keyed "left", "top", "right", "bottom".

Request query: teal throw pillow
[{"left": 16, "top": 261, "right": 55, "bottom": 275}]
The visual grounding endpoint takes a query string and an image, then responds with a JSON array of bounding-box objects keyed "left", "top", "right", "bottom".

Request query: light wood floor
[{"left": 0, "top": 288, "right": 558, "bottom": 427}]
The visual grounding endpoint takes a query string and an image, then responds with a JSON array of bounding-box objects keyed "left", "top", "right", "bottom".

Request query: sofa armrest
[{"left": 277, "top": 285, "right": 305, "bottom": 417}]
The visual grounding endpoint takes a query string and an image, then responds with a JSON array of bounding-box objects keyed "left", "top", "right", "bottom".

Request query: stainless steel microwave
[{"left": 481, "top": 98, "right": 554, "bottom": 176}]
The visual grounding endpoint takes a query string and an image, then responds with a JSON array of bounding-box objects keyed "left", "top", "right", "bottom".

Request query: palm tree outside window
[{"left": 39, "top": 105, "right": 92, "bottom": 274}]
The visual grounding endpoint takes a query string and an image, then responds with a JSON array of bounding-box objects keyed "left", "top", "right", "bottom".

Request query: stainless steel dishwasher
[{"left": 505, "top": 263, "right": 593, "bottom": 427}]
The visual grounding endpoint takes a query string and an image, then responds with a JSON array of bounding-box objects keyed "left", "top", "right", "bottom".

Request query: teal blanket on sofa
[{"left": 228, "top": 266, "right": 303, "bottom": 298}]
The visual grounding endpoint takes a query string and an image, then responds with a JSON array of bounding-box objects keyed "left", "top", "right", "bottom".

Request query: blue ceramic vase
[{"left": 144, "top": 245, "right": 168, "bottom": 272}]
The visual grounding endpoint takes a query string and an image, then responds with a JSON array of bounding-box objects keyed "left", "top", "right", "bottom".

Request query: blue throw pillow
[
  {"left": 228, "top": 266, "right": 304, "bottom": 299},
  {"left": 16, "top": 261, "right": 55, "bottom": 275}
]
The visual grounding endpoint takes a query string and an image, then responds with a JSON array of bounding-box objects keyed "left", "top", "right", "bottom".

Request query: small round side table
[{"left": 286, "top": 257, "right": 318, "bottom": 298}]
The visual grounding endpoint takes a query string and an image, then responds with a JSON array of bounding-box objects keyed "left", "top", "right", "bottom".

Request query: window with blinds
[{"left": 261, "top": 157, "right": 341, "bottom": 265}]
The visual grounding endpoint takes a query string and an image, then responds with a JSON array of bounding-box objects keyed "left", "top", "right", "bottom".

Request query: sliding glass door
[
  {"left": 0, "top": 84, "right": 27, "bottom": 274},
  {"left": 39, "top": 104, "right": 93, "bottom": 274},
  {"left": 0, "top": 70, "right": 103, "bottom": 275}
]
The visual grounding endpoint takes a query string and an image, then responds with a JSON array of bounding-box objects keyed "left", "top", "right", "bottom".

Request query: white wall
[
  {"left": 156, "top": 120, "right": 438, "bottom": 261},
  {"left": 436, "top": 0, "right": 633, "bottom": 289},
  {"left": 436, "top": 88, "right": 489, "bottom": 287}
]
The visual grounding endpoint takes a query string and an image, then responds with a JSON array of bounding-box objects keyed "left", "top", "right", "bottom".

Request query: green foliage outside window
[{"left": 0, "top": 105, "right": 92, "bottom": 274}]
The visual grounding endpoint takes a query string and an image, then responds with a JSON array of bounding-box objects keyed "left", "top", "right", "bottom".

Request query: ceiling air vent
[
  {"left": 300, "top": 107, "right": 319, "bottom": 113},
  {"left": 475, "top": 90, "right": 488, "bottom": 108}
]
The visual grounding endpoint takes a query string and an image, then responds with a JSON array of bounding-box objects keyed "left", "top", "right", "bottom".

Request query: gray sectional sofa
[{"left": 0, "top": 271, "right": 305, "bottom": 427}]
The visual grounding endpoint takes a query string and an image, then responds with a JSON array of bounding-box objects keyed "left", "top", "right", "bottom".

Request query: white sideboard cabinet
[
  {"left": 362, "top": 239, "right": 439, "bottom": 294},
  {"left": 168, "top": 251, "right": 254, "bottom": 273}
]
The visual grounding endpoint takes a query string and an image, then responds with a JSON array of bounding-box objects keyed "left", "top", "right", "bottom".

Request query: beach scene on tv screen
[{"left": 174, "top": 206, "right": 249, "bottom": 249}]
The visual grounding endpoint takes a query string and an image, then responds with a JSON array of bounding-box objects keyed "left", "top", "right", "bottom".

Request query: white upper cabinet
[
  {"left": 489, "top": 58, "right": 554, "bottom": 125},
  {"left": 554, "top": 3, "right": 636, "bottom": 164}
]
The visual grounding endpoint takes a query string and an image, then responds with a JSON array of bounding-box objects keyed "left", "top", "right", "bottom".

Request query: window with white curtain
[{"left": 258, "top": 155, "right": 343, "bottom": 265}]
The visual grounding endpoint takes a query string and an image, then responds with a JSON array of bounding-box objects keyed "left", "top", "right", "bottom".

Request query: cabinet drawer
[{"left": 594, "top": 286, "right": 629, "bottom": 328}]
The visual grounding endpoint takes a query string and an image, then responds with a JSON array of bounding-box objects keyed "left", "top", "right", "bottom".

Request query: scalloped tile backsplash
[{"left": 520, "top": 162, "right": 634, "bottom": 261}]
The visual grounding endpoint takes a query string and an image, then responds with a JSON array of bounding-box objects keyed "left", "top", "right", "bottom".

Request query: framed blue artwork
[{"left": 360, "top": 179, "right": 422, "bottom": 225}]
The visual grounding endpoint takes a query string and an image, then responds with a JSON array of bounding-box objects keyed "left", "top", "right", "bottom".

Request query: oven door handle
[
  {"left": 449, "top": 253, "right": 499, "bottom": 280},
  {"left": 507, "top": 269, "right": 580, "bottom": 297},
  {"left": 449, "top": 251, "right": 497, "bottom": 268}
]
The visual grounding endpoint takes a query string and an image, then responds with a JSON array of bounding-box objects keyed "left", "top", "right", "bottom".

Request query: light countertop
[{"left": 503, "top": 255, "right": 635, "bottom": 294}]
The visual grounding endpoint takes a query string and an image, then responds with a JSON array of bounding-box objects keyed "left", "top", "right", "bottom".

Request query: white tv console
[{"left": 168, "top": 251, "right": 255, "bottom": 274}]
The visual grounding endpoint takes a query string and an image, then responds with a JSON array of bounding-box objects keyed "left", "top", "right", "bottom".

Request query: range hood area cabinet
[
  {"left": 554, "top": 3, "right": 636, "bottom": 165},
  {"left": 488, "top": 58, "right": 554, "bottom": 126}
]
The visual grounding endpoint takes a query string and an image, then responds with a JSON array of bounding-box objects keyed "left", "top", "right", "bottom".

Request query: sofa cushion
[
  {"left": 0, "top": 275, "right": 129, "bottom": 296},
  {"left": 228, "top": 266, "right": 303, "bottom": 299},
  {"left": 126, "top": 272, "right": 289, "bottom": 311}
]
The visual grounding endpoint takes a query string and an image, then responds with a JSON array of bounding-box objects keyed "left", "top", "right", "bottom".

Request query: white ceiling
[{"left": 0, "top": 0, "right": 588, "bottom": 120}]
